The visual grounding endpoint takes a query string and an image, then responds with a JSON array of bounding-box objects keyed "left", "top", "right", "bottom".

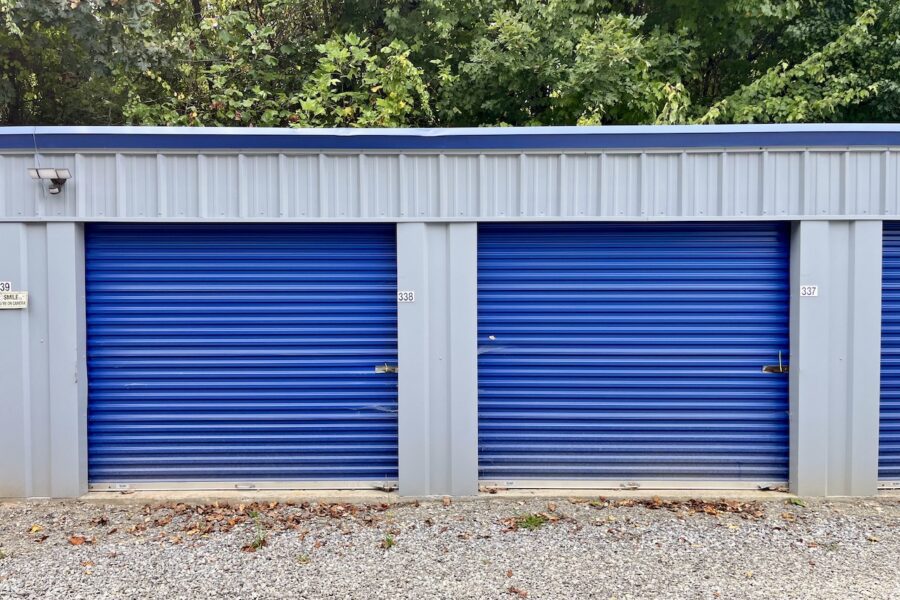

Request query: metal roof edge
[{"left": 3, "top": 124, "right": 900, "bottom": 151}]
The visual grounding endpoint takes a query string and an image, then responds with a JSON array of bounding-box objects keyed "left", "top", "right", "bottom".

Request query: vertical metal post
[
  {"left": 790, "top": 220, "right": 881, "bottom": 495},
  {"left": 397, "top": 222, "right": 479, "bottom": 496}
]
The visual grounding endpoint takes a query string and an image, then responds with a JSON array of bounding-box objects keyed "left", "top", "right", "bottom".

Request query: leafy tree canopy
[{"left": 2, "top": 0, "right": 898, "bottom": 126}]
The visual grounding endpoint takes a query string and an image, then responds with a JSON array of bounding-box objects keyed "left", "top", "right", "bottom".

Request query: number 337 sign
[{"left": 799, "top": 285, "right": 819, "bottom": 297}]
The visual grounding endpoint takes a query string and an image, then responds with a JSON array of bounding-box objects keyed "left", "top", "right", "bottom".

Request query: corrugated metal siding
[
  {"left": 881, "top": 223, "right": 900, "bottom": 483},
  {"left": 2, "top": 150, "right": 899, "bottom": 220},
  {"left": 85, "top": 224, "right": 398, "bottom": 484},
  {"left": 477, "top": 223, "right": 790, "bottom": 482}
]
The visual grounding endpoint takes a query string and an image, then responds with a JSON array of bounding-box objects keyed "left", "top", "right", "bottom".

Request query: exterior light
[{"left": 28, "top": 167, "right": 72, "bottom": 195}]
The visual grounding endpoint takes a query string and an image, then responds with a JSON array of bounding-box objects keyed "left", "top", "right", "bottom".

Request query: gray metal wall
[
  {"left": 0, "top": 141, "right": 896, "bottom": 498},
  {"left": 2, "top": 149, "right": 900, "bottom": 221},
  {"left": 790, "top": 221, "right": 882, "bottom": 496},
  {"left": 0, "top": 223, "right": 86, "bottom": 498},
  {"left": 0, "top": 218, "right": 888, "bottom": 498}
]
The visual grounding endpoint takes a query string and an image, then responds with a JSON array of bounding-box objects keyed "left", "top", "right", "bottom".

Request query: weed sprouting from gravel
[
  {"left": 519, "top": 514, "right": 550, "bottom": 530},
  {"left": 503, "top": 513, "right": 558, "bottom": 531},
  {"left": 381, "top": 533, "right": 396, "bottom": 549},
  {"left": 242, "top": 510, "right": 268, "bottom": 553}
]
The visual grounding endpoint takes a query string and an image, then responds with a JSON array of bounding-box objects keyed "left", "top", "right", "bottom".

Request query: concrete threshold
[{"left": 79, "top": 487, "right": 795, "bottom": 506}]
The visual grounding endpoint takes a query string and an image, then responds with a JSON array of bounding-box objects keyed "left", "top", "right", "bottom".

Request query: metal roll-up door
[
  {"left": 478, "top": 223, "right": 790, "bottom": 488},
  {"left": 881, "top": 223, "right": 900, "bottom": 486},
  {"left": 86, "top": 224, "right": 398, "bottom": 489}
]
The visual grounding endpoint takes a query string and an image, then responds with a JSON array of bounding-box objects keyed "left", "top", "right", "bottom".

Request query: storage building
[{"left": 1, "top": 124, "right": 899, "bottom": 498}]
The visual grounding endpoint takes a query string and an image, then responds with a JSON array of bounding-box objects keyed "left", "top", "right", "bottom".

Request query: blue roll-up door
[
  {"left": 86, "top": 224, "right": 398, "bottom": 486},
  {"left": 478, "top": 223, "right": 790, "bottom": 485},
  {"left": 881, "top": 224, "right": 900, "bottom": 484}
]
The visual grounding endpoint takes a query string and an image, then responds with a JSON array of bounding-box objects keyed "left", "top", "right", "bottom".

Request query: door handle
[
  {"left": 375, "top": 364, "right": 398, "bottom": 374},
  {"left": 762, "top": 351, "right": 788, "bottom": 373}
]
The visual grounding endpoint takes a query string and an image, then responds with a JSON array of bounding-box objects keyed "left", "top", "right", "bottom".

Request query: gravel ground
[{"left": 1, "top": 495, "right": 899, "bottom": 599}]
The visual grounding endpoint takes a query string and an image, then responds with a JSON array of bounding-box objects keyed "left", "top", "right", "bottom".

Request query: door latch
[
  {"left": 762, "top": 351, "right": 789, "bottom": 374},
  {"left": 375, "top": 364, "right": 398, "bottom": 374}
]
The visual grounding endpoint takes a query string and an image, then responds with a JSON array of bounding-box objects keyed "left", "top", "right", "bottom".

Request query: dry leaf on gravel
[
  {"left": 68, "top": 535, "right": 92, "bottom": 546},
  {"left": 508, "top": 586, "right": 528, "bottom": 598}
]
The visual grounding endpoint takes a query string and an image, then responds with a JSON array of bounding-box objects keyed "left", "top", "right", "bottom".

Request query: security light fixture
[{"left": 28, "top": 167, "right": 72, "bottom": 195}]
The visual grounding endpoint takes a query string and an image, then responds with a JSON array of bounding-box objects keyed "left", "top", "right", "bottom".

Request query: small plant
[
  {"left": 381, "top": 533, "right": 395, "bottom": 550},
  {"left": 241, "top": 510, "right": 268, "bottom": 552},
  {"left": 297, "top": 554, "right": 310, "bottom": 564},
  {"left": 788, "top": 498, "right": 807, "bottom": 507},
  {"left": 503, "top": 513, "right": 552, "bottom": 531},
  {"left": 0, "top": 549, "right": 7, "bottom": 560},
  {"left": 518, "top": 514, "right": 550, "bottom": 530}
]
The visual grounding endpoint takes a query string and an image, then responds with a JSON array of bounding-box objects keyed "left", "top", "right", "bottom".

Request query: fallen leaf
[
  {"left": 867, "top": 535, "right": 880, "bottom": 543},
  {"left": 29, "top": 524, "right": 44, "bottom": 534},
  {"left": 508, "top": 586, "right": 528, "bottom": 598},
  {"left": 781, "top": 512, "right": 796, "bottom": 522},
  {"left": 506, "top": 569, "right": 513, "bottom": 578},
  {"left": 68, "top": 535, "right": 90, "bottom": 546},
  {"left": 34, "top": 534, "right": 49, "bottom": 544},
  {"left": 442, "top": 497, "right": 451, "bottom": 507},
  {"left": 81, "top": 561, "right": 94, "bottom": 567},
  {"left": 547, "top": 502, "right": 557, "bottom": 512},
  {"left": 241, "top": 539, "right": 267, "bottom": 553}
]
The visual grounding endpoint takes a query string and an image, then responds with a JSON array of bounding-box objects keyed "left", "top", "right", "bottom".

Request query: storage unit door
[
  {"left": 478, "top": 223, "right": 790, "bottom": 486},
  {"left": 86, "top": 224, "right": 398, "bottom": 487},
  {"left": 881, "top": 223, "right": 900, "bottom": 486}
]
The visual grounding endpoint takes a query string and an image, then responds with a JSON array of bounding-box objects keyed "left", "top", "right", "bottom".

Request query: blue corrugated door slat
[
  {"left": 86, "top": 224, "right": 398, "bottom": 483},
  {"left": 478, "top": 223, "right": 790, "bottom": 483},
  {"left": 881, "top": 224, "right": 900, "bottom": 483}
]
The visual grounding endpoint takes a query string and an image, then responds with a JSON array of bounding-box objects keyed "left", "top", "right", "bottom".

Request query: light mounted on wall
[{"left": 27, "top": 167, "right": 72, "bottom": 195}]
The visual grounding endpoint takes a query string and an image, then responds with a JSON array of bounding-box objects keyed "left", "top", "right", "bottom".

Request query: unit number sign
[
  {"left": 0, "top": 281, "right": 10, "bottom": 292},
  {"left": 397, "top": 290, "right": 416, "bottom": 303},
  {"left": 799, "top": 285, "right": 819, "bottom": 297}
]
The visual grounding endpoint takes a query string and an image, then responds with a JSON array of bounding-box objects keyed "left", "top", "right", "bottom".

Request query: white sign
[
  {"left": 0, "top": 281, "right": 11, "bottom": 292},
  {"left": 397, "top": 290, "right": 416, "bottom": 303},
  {"left": 799, "top": 285, "right": 819, "bottom": 297},
  {"left": 0, "top": 291, "right": 28, "bottom": 309}
]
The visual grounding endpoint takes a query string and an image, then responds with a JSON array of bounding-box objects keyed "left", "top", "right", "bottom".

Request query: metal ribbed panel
[
  {"left": 86, "top": 224, "right": 398, "bottom": 483},
  {"left": 881, "top": 224, "right": 900, "bottom": 482},
  {"left": 3, "top": 150, "right": 900, "bottom": 220},
  {"left": 478, "top": 223, "right": 790, "bottom": 482}
]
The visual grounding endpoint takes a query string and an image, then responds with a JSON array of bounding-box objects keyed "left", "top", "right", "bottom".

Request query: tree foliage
[{"left": 2, "top": 0, "right": 899, "bottom": 126}]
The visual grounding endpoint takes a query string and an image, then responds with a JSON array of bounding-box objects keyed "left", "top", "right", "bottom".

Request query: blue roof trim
[{"left": 3, "top": 126, "right": 900, "bottom": 151}]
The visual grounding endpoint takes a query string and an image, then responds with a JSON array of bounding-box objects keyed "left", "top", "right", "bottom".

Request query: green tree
[{"left": 2, "top": 0, "right": 900, "bottom": 127}]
